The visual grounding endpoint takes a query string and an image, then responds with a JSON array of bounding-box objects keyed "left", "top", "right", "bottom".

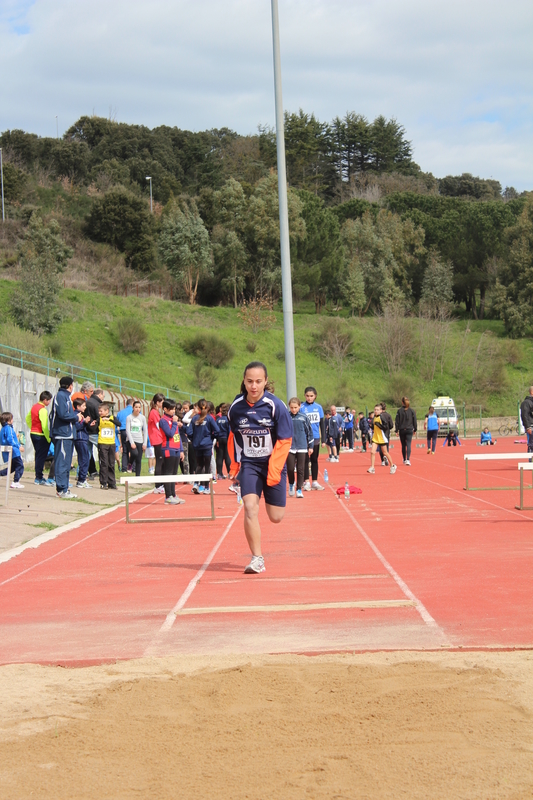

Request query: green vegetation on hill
[{"left": 0, "top": 281, "right": 530, "bottom": 415}]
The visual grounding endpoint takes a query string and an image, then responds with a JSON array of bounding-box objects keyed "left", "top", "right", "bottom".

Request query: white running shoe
[
  {"left": 303, "top": 481, "right": 312, "bottom": 491},
  {"left": 367, "top": 467, "right": 375, "bottom": 474},
  {"left": 10, "top": 482, "right": 24, "bottom": 489},
  {"left": 152, "top": 486, "right": 165, "bottom": 494},
  {"left": 349, "top": 448, "right": 354, "bottom": 452},
  {"left": 244, "top": 555, "right": 265, "bottom": 574},
  {"left": 165, "top": 496, "right": 185, "bottom": 505},
  {"left": 311, "top": 481, "right": 325, "bottom": 491},
  {"left": 289, "top": 484, "right": 295, "bottom": 497},
  {"left": 405, "top": 460, "right": 411, "bottom": 466},
  {"left": 76, "top": 481, "right": 92, "bottom": 489},
  {"left": 390, "top": 465, "right": 397, "bottom": 474},
  {"left": 57, "top": 490, "right": 77, "bottom": 499},
  {"left": 148, "top": 467, "right": 155, "bottom": 475}
]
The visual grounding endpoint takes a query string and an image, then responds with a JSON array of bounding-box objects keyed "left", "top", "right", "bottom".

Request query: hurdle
[
  {"left": 120, "top": 473, "right": 215, "bottom": 523},
  {"left": 516, "top": 463, "right": 533, "bottom": 510},
  {"left": 464, "top": 453, "right": 533, "bottom": 491}
]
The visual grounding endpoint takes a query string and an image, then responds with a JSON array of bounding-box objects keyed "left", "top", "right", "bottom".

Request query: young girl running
[
  {"left": 367, "top": 404, "right": 396, "bottom": 475},
  {"left": 228, "top": 361, "right": 293, "bottom": 574}
]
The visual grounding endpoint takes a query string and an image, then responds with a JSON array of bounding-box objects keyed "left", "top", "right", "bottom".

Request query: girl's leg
[
  {"left": 405, "top": 431, "right": 413, "bottom": 461},
  {"left": 154, "top": 443, "right": 163, "bottom": 488},
  {"left": 400, "top": 431, "right": 407, "bottom": 461},
  {"left": 431, "top": 431, "right": 437, "bottom": 453},
  {"left": 286, "top": 452, "right": 296, "bottom": 485},
  {"left": 427, "top": 436, "right": 431, "bottom": 454},
  {"left": 242, "top": 493, "right": 262, "bottom": 556},
  {"left": 382, "top": 446, "right": 394, "bottom": 467},
  {"left": 132, "top": 445, "right": 143, "bottom": 476},
  {"left": 161, "top": 456, "right": 174, "bottom": 498},
  {"left": 310, "top": 442, "right": 320, "bottom": 481},
  {"left": 370, "top": 443, "right": 377, "bottom": 468},
  {"left": 296, "top": 452, "right": 306, "bottom": 490}
]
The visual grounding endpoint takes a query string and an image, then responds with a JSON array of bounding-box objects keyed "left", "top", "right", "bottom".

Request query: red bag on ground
[{"left": 335, "top": 485, "right": 362, "bottom": 495}]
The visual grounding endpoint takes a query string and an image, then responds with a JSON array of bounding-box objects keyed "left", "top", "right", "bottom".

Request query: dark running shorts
[{"left": 239, "top": 460, "right": 287, "bottom": 508}]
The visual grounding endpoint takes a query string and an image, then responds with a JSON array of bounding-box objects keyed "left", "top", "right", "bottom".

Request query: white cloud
[{"left": 1, "top": 0, "right": 532, "bottom": 189}]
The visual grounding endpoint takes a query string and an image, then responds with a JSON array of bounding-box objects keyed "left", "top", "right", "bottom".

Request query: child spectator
[
  {"left": 343, "top": 407, "right": 355, "bottom": 451},
  {"left": 73, "top": 398, "right": 92, "bottom": 489},
  {"left": 159, "top": 399, "right": 185, "bottom": 505},
  {"left": 215, "top": 403, "right": 231, "bottom": 479},
  {"left": 97, "top": 403, "right": 121, "bottom": 489},
  {"left": 480, "top": 428, "right": 495, "bottom": 446},
  {"left": 287, "top": 397, "right": 314, "bottom": 498},
  {"left": 443, "top": 430, "right": 462, "bottom": 447},
  {"left": 126, "top": 400, "right": 148, "bottom": 477},
  {"left": 0, "top": 411, "right": 25, "bottom": 489},
  {"left": 116, "top": 398, "right": 134, "bottom": 472},
  {"left": 187, "top": 399, "right": 220, "bottom": 494},
  {"left": 26, "top": 390, "right": 52, "bottom": 486}
]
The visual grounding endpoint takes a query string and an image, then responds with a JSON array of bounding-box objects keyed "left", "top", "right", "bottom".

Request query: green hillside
[{"left": 0, "top": 280, "right": 530, "bottom": 416}]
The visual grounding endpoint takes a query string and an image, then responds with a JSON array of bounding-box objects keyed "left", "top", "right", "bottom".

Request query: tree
[
  {"left": 491, "top": 197, "right": 533, "bottom": 337},
  {"left": 85, "top": 187, "right": 155, "bottom": 271},
  {"left": 419, "top": 250, "right": 454, "bottom": 317},
  {"left": 211, "top": 178, "right": 248, "bottom": 307},
  {"left": 158, "top": 201, "right": 212, "bottom": 304},
  {"left": 10, "top": 215, "right": 72, "bottom": 334},
  {"left": 342, "top": 260, "right": 366, "bottom": 316}
]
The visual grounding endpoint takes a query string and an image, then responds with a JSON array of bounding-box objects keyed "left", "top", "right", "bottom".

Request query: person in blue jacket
[
  {"left": 0, "top": 411, "right": 25, "bottom": 488},
  {"left": 425, "top": 407, "right": 439, "bottom": 455},
  {"left": 287, "top": 397, "right": 314, "bottom": 498},
  {"left": 186, "top": 399, "right": 220, "bottom": 494},
  {"left": 215, "top": 403, "right": 231, "bottom": 479},
  {"left": 480, "top": 427, "right": 495, "bottom": 446},
  {"left": 300, "top": 386, "right": 326, "bottom": 491},
  {"left": 49, "top": 376, "right": 84, "bottom": 499},
  {"left": 343, "top": 407, "right": 355, "bottom": 451},
  {"left": 159, "top": 399, "right": 185, "bottom": 505}
]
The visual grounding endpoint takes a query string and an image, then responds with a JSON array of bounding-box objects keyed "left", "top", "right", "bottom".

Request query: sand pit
[{"left": 1, "top": 651, "right": 532, "bottom": 799}]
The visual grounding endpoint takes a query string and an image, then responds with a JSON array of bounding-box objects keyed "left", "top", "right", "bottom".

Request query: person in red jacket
[
  {"left": 147, "top": 393, "right": 165, "bottom": 494},
  {"left": 228, "top": 362, "right": 292, "bottom": 574},
  {"left": 26, "top": 391, "right": 53, "bottom": 485}
]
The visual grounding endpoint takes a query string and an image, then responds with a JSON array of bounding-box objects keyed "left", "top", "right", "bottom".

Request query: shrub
[
  {"left": 116, "top": 317, "right": 148, "bottom": 354},
  {"left": 194, "top": 363, "right": 216, "bottom": 392},
  {"left": 48, "top": 338, "right": 63, "bottom": 358},
  {"left": 246, "top": 340, "right": 257, "bottom": 353},
  {"left": 312, "top": 317, "right": 354, "bottom": 377},
  {"left": 183, "top": 332, "right": 234, "bottom": 368}
]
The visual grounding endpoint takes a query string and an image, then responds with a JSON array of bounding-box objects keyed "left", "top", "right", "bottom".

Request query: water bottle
[
  {"left": 236, "top": 485, "right": 243, "bottom": 505},
  {"left": 324, "top": 469, "right": 328, "bottom": 483},
  {"left": 344, "top": 481, "right": 350, "bottom": 500}
]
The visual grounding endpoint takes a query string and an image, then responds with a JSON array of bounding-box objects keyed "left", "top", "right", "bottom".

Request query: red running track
[{"left": 0, "top": 438, "right": 532, "bottom": 665}]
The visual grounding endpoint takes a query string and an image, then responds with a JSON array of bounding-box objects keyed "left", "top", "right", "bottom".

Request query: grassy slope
[{"left": 1, "top": 279, "right": 532, "bottom": 416}]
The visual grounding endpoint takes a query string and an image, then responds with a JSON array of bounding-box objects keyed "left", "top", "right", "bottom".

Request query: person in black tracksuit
[
  {"left": 378, "top": 403, "right": 394, "bottom": 465},
  {"left": 520, "top": 389, "right": 533, "bottom": 453},
  {"left": 357, "top": 412, "right": 370, "bottom": 452},
  {"left": 215, "top": 404, "right": 231, "bottom": 478},
  {"left": 395, "top": 397, "right": 417, "bottom": 465}
]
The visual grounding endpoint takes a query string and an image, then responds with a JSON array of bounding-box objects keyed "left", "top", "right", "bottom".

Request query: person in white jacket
[{"left": 126, "top": 401, "right": 148, "bottom": 476}]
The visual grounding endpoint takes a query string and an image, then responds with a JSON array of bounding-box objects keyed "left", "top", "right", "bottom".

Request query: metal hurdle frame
[
  {"left": 120, "top": 473, "right": 215, "bottom": 524},
  {"left": 464, "top": 453, "right": 533, "bottom": 491},
  {"left": 516, "top": 463, "right": 533, "bottom": 510},
  {"left": 1, "top": 446, "right": 13, "bottom": 508}
]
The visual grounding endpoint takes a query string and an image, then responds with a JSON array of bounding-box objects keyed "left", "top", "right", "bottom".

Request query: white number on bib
[
  {"left": 243, "top": 429, "right": 273, "bottom": 458},
  {"left": 101, "top": 428, "right": 115, "bottom": 440}
]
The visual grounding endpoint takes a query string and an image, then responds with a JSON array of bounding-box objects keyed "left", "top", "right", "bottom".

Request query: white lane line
[
  {"left": 146, "top": 506, "right": 243, "bottom": 645},
  {"left": 178, "top": 599, "right": 415, "bottom": 616},
  {"left": 0, "top": 493, "right": 160, "bottom": 587}
]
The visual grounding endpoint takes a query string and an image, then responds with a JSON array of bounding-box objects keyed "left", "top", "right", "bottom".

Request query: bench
[
  {"left": 463, "top": 452, "right": 533, "bottom": 491},
  {"left": 120, "top": 473, "right": 215, "bottom": 523},
  {"left": 516, "top": 463, "right": 533, "bottom": 510}
]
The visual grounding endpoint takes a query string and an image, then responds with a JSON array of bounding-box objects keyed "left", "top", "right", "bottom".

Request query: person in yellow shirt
[
  {"left": 26, "top": 391, "right": 53, "bottom": 485},
  {"left": 368, "top": 404, "right": 396, "bottom": 475},
  {"left": 97, "top": 404, "right": 121, "bottom": 490}
]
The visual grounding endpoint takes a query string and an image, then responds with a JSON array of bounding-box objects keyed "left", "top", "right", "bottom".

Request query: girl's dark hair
[
  {"left": 151, "top": 393, "right": 165, "bottom": 410},
  {"left": 304, "top": 386, "right": 317, "bottom": 396},
  {"left": 402, "top": 397, "right": 410, "bottom": 408},
  {"left": 240, "top": 361, "right": 268, "bottom": 395},
  {"left": 195, "top": 398, "right": 209, "bottom": 425},
  {"left": 132, "top": 400, "right": 141, "bottom": 409},
  {"left": 0, "top": 412, "right": 13, "bottom": 426},
  {"left": 207, "top": 401, "right": 215, "bottom": 415},
  {"left": 220, "top": 403, "right": 229, "bottom": 416},
  {"left": 163, "top": 399, "right": 176, "bottom": 412}
]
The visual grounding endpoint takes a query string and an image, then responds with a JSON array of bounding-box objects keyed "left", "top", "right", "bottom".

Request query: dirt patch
[{"left": 1, "top": 651, "right": 532, "bottom": 799}]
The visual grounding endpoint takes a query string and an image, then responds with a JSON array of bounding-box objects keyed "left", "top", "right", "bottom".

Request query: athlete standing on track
[
  {"left": 228, "top": 362, "right": 293, "bottom": 574},
  {"left": 301, "top": 386, "right": 326, "bottom": 491}
]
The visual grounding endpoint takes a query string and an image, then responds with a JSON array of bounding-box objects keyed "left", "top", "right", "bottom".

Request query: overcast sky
[{"left": 1, "top": 0, "right": 532, "bottom": 190}]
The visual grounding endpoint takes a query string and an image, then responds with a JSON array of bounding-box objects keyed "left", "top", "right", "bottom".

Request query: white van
[{"left": 431, "top": 396, "right": 458, "bottom": 435}]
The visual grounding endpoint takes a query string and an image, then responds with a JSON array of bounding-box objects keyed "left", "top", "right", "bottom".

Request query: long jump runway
[{"left": 0, "top": 438, "right": 532, "bottom": 665}]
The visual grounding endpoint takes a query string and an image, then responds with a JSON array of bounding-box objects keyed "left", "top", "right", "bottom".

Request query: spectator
[
  {"left": 26, "top": 390, "right": 53, "bottom": 485},
  {"left": 97, "top": 403, "right": 121, "bottom": 489},
  {"left": 85, "top": 388, "right": 104, "bottom": 479},
  {"left": 116, "top": 398, "right": 134, "bottom": 472},
  {"left": 395, "top": 396, "right": 417, "bottom": 466},
  {"left": 49, "top": 376, "right": 84, "bottom": 499},
  {"left": 73, "top": 398, "right": 92, "bottom": 488},
  {"left": 520, "top": 387, "right": 533, "bottom": 453},
  {"left": 0, "top": 411, "right": 25, "bottom": 489},
  {"left": 126, "top": 400, "right": 148, "bottom": 477},
  {"left": 480, "top": 428, "right": 494, "bottom": 446}
]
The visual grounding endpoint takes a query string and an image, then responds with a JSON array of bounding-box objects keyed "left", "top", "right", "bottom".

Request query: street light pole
[
  {"left": 271, "top": 0, "right": 297, "bottom": 402},
  {"left": 146, "top": 176, "right": 152, "bottom": 213},
  {"left": 0, "top": 148, "right": 5, "bottom": 222}
]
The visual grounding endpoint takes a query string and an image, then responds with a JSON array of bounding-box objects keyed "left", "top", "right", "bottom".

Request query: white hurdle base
[{"left": 120, "top": 474, "right": 215, "bottom": 523}]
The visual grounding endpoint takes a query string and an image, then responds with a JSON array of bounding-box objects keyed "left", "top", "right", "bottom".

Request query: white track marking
[
  {"left": 0, "top": 493, "right": 160, "bottom": 586},
  {"left": 147, "top": 506, "right": 243, "bottom": 644},
  {"left": 209, "top": 574, "right": 389, "bottom": 584}
]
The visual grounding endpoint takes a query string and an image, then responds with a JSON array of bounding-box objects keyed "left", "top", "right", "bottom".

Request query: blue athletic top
[
  {"left": 344, "top": 413, "right": 354, "bottom": 430},
  {"left": 300, "top": 401, "right": 324, "bottom": 440},
  {"left": 427, "top": 414, "right": 439, "bottom": 432},
  {"left": 228, "top": 391, "right": 292, "bottom": 465}
]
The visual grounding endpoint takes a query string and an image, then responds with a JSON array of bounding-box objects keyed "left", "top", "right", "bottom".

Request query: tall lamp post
[
  {"left": 271, "top": 0, "right": 297, "bottom": 402},
  {"left": 0, "top": 148, "right": 4, "bottom": 222},
  {"left": 146, "top": 176, "right": 153, "bottom": 213}
]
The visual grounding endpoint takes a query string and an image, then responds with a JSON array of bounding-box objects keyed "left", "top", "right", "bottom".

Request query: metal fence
[{"left": 0, "top": 343, "right": 199, "bottom": 403}]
